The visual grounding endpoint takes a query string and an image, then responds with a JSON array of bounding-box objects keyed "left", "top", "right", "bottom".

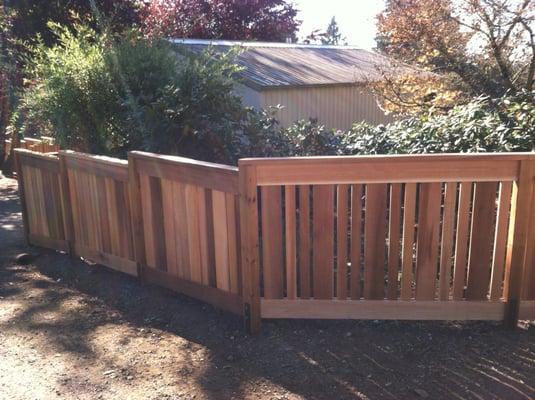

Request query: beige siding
[
  {"left": 234, "top": 83, "right": 262, "bottom": 109},
  {"left": 258, "top": 85, "right": 393, "bottom": 130}
]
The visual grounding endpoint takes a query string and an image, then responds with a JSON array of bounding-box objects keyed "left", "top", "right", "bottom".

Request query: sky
[{"left": 294, "top": 0, "right": 386, "bottom": 49}]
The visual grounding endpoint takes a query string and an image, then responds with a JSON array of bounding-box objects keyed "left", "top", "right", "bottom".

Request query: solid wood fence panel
[
  {"left": 62, "top": 151, "right": 137, "bottom": 276},
  {"left": 130, "top": 151, "right": 242, "bottom": 316},
  {"left": 400, "top": 182, "right": 416, "bottom": 300},
  {"left": 14, "top": 150, "right": 68, "bottom": 252}
]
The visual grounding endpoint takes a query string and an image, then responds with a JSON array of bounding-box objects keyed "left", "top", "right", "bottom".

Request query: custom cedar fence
[
  {"left": 6, "top": 136, "right": 59, "bottom": 156},
  {"left": 14, "top": 149, "right": 535, "bottom": 333}
]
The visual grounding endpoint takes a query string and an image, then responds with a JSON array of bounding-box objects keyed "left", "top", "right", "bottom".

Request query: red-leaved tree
[{"left": 141, "top": 0, "right": 301, "bottom": 41}]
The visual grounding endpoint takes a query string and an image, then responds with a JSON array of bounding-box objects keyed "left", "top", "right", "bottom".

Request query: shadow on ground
[{"left": 1, "top": 176, "right": 534, "bottom": 400}]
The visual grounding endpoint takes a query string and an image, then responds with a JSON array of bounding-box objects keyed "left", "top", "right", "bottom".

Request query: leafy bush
[
  {"left": 17, "top": 22, "right": 535, "bottom": 164},
  {"left": 19, "top": 23, "right": 258, "bottom": 163},
  {"left": 281, "top": 92, "right": 535, "bottom": 157}
]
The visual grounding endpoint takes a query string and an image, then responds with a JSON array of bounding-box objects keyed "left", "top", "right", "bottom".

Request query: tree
[
  {"left": 375, "top": 0, "right": 535, "bottom": 114},
  {"left": 321, "top": 17, "right": 345, "bottom": 45},
  {"left": 140, "top": 0, "right": 300, "bottom": 42},
  {"left": 9, "top": 0, "right": 140, "bottom": 46},
  {"left": 304, "top": 16, "right": 346, "bottom": 45}
]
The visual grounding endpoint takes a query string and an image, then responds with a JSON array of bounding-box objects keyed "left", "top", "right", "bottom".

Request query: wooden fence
[
  {"left": 14, "top": 149, "right": 535, "bottom": 333},
  {"left": 6, "top": 136, "right": 59, "bottom": 157}
]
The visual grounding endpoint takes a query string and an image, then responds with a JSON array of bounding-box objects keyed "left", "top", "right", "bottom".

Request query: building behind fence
[{"left": 14, "top": 148, "right": 535, "bottom": 333}]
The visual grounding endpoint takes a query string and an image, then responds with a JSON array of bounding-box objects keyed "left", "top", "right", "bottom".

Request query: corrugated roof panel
[{"left": 172, "top": 40, "right": 406, "bottom": 89}]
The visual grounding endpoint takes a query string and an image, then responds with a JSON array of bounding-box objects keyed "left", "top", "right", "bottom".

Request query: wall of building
[{"left": 256, "top": 85, "right": 393, "bottom": 130}]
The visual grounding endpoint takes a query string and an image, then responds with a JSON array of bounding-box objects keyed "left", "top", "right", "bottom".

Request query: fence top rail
[
  {"left": 59, "top": 150, "right": 128, "bottom": 167},
  {"left": 15, "top": 148, "right": 59, "bottom": 160},
  {"left": 14, "top": 148, "right": 60, "bottom": 173},
  {"left": 130, "top": 150, "right": 238, "bottom": 172},
  {"left": 22, "top": 137, "right": 43, "bottom": 144},
  {"left": 239, "top": 152, "right": 535, "bottom": 185},
  {"left": 130, "top": 151, "right": 238, "bottom": 193},
  {"left": 239, "top": 152, "right": 535, "bottom": 166}
]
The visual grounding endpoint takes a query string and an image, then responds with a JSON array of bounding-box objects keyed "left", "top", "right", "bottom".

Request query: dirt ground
[{"left": 0, "top": 175, "right": 534, "bottom": 400}]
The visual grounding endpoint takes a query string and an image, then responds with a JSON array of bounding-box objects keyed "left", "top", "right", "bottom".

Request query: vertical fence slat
[
  {"left": 336, "top": 184, "right": 349, "bottom": 300},
  {"left": 453, "top": 181, "right": 473, "bottom": 300},
  {"left": 261, "top": 186, "right": 284, "bottom": 299},
  {"left": 505, "top": 160, "right": 535, "bottom": 327},
  {"left": 298, "top": 185, "right": 311, "bottom": 299},
  {"left": 162, "top": 179, "right": 179, "bottom": 276},
  {"left": 14, "top": 153, "right": 30, "bottom": 244},
  {"left": 96, "top": 176, "right": 112, "bottom": 254},
  {"left": 364, "top": 184, "right": 388, "bottom": 300},
  {"left": 239, "top": 163, "right": 261, "bottom": 334},
  {"left": 387, "top": 183, "right": 402, "bottom": 300},
  {"left": 173, "top": 182, "right": 190, "bottom": 279},
  {"left": 128, "top": 153, "right": 146, "bottom": 277},
  {"left": 415, "top": 182, "right": 442, "bottom": 300},
  {"left": 105, "top": 178, "right": 121, "bottom": 257},
  {"left": 285, "top": 185, "right": 297, "bottom": 299},
  {"left": 313, "top": 185, "right": 335, "bottom": 299},
  {"left": 198, "top": 188, "right": 211, "bottom": 286},
  {"left": 439, "top": 182, "right": 457, "bottom": 300},
  {"left": 466, "top": 182, "right": 498, "bottom": 300},
  {"left": 213, "top": 190, "right": 230, "bottom": 291},
  {"left": 226, "top": 192, "right": 240, "bottom": 294},
  {"left": 350, "top": 184, "right": 363, "bottom": 300},
  {"left": 490, "top": 181, "right": 512, "bottom": 300},
  {"left": 186, "top": 184, "right": 203, "bottom": 283}
]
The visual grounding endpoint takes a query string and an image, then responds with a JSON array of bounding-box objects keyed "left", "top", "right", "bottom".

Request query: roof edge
[{"left": 169, "top": 38, "right": 368, "bottom": 51}]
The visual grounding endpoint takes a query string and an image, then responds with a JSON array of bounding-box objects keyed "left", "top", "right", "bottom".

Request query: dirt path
[{"left": 0, "top": 174, "right": 534, "bottom": 400}]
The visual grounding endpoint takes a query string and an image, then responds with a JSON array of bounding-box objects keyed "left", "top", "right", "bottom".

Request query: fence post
[
  {"left": 128, "top": 152, "right": 147, "bottom": 281},
  {"left": 504, "top": 160, "right": 535, "bottom": 328},
  {"left": 58, "top": 151, "right": 76, "bottom": 255},
  {"left": 238, "top": 162, "right": 261, "bottom": 334},
  {"left": 13, "top": 150, "right": 30, "bottom": 245}
]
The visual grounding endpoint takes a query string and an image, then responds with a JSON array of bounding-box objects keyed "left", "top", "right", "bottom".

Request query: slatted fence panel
[{"left": 243, "top": 154, "right": 533, "bottom": 324}]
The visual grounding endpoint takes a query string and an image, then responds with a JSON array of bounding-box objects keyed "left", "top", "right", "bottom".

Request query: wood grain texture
[
  {"left": 466, "top": 182, "right": 498, "bottom": 300},
  {"left": 312, "top": 185, "right": 335, "bottom": 300},
  {"left": 363, "top": 184, "right": 388, "bottom": 300},
  {"left": 298, "top": 185, "right": 311, "bottom": 299},
  {"left": 285, "top": 185, "right": 297, "bottom": 299},
  {"left": 350, "top": 184, "right": 363, "bottom": 299},
  {"left": 453, "top": 182, "right": 473, "bottom": 300},
  {"left": 387, "top": 184, "right": 402, "bottom": 300},
  {"left": 336, "top": 185, "right": 349, "bottom": 300},
  {"left": 490, "top": 182, "right": 512, "bottom": 300},
  {"left": 439, "top": 182, "right": 457, "bottom": 300},
  {"left": 260, "top": 186, "right": 284, "bottom": 299},
  {"left": 261, "top": 299, "right": 505, "bottom": 320},
  {"left": 415, "top": 183, "right": 442, "bottom": 300}
]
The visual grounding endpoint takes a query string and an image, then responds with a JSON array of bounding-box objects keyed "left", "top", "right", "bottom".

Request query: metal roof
[{"left": 170, "top": 39, "right": 406, "bottom": 90}]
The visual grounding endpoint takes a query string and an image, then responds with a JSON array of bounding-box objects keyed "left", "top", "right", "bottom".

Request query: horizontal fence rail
[{"left": 13, "top": 149, "right": 535, "bottom": 333}]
